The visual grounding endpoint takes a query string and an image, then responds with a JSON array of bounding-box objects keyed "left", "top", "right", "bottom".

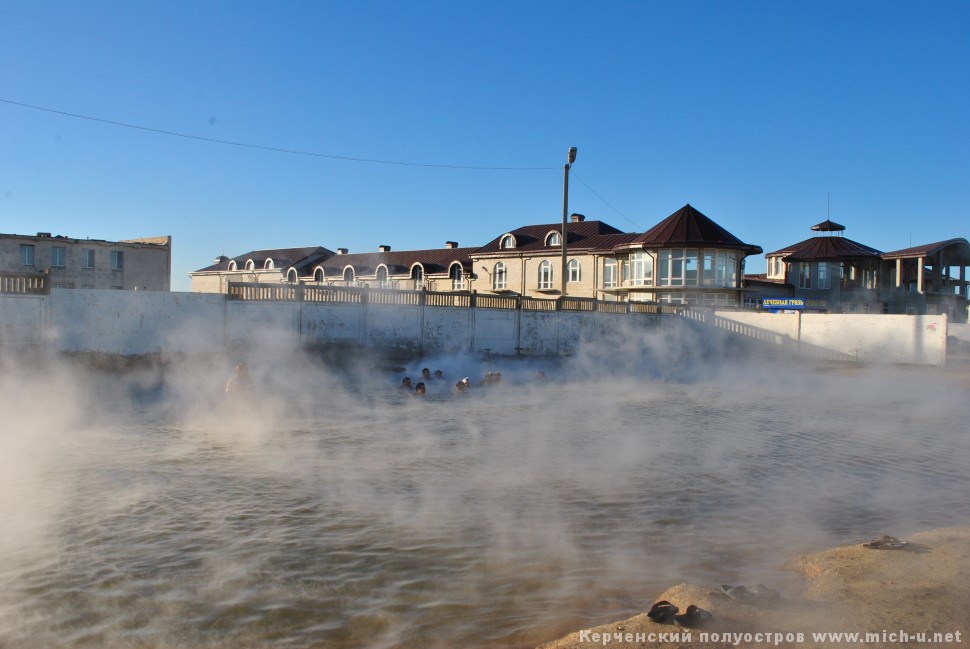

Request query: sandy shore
[{"left": 536, "top": 528, "right": 970, "bottom": 648}]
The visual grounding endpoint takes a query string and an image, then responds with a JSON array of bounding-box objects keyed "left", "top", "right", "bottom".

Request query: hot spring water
[{"left": 1, "top": 354, "right": 968, "bottom": 648}]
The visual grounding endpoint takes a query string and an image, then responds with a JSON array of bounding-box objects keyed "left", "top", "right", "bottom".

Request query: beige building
[
  {"left": 0, "top": 232, "right": 172, "bottom": 291},
  {"left": 189, "top": 246, "right": 335, "bottom": 293},
  {"left": 471, "top": 214, "right": 631, "bottom": 299},
  {"left": 471, "top": 206, "right": 762, "bottom": 306}
]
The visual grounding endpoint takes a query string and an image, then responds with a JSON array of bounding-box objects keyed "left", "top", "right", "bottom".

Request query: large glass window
[
  {"left": 82, "top": 249, "right": 95, "bottom": 269},
  {"left": 411, "top": 265, "right": 424, "bottom": 289},
  {"left": 629, "top": 251, "right": 653, "bottom": 286},
  {"left": 376, "top": 266, "right": 388, "bottom": 287},
  {"left": 798, "top": 262, "right": 812, "bottom": 289},
  {"left": 658, "top": 249, "right": 696, "bottom": 286},
  {"left": 603, "top": 259, "right": 618, "bottom": 289},
  {"left": 20, "top": 244, "right": 34, "bottom": 266},
  {"left": 111, "top": 251, "right": 124, "bottom": 270},
  {"left": 538, "top": 260, "right": 553, "bottom": 290},
  {"left": 51, "top": 246, "right": 66, "bottom": 268},
  {"left": 500, "top": 235, "right": 515, "bottom": 249},
  {"left": 493, "top": 262, "right": 507, "bottom": 290},
  {"left": 546, "top": 232, "right": 561, "bottom": 247}
]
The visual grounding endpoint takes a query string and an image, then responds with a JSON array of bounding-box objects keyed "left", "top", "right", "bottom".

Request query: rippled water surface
[{"left": 2, "top": 355, "right": 969, "bottom": 648}]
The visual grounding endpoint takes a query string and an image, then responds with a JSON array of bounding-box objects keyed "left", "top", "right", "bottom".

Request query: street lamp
[{"left": 561, "top": 146, "right": 577, "bottom": 296}]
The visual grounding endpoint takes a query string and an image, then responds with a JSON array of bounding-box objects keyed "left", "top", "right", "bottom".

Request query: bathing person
[
  {"left": 412, "top": 382, "right": 426, "bottom": 396},
  {"left": 401, "top": 377, "right": 412, "bottom": 391},
  {"left": 534, "top": 370, "right": 546, "bottom": 382},
  {"left": 421, "top": 368, "right": 432, "bottom": 381},
  {"left": 225, "top": 363, "right": 251, "bottom": 394},
  {"left": 434, "top": 369, "right": 444, "bottom": 380},
  {"left": 455, "top": 377, "right": 471, "bottom": 393}
]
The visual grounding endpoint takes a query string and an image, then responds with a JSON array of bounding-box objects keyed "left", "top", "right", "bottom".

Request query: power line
[
  {"left": 0, "top": 98, "right": 557, "bottom": 171},
  {"left": 571, "top": 171, "right": 643, "bottom": 231}
]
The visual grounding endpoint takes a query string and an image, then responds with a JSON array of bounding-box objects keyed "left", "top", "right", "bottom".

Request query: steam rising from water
[{"left": 1, "top": 323, "right": 969, "bottom": 648}]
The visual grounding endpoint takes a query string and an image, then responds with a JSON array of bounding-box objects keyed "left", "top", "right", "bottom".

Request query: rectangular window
[
  {"left": 817, "top": 262, "right": 831, "bottom": 289},
  {"left": 658, "top": 249, "right": 690, "bottom": 286},
  {"left": 82, "top": 249, "right": 95, "bottom": 268},
  {"left": 629, "top": 252, "right": 653, "bottom": 286},
  {"left": 684, "top": 249, "right": 698, "bottom": 286},
  {"left": 20, "top": 244, "right": 35, "bottom": 266},
  {"left": 51, "top": 246, "right": 66, "bottom": 268},
  {"left": 603, "top": 260, "right": 617, "bottom": 289},
  {"left": 798, "top": 262, "right": 812, "bottom": 289},
  {"left": 111, "top": 250, "right": 124, "bottom": 270}
]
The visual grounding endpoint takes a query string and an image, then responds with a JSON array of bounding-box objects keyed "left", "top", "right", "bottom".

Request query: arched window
[
  {"left": 376, "top": 266, "right": 388, "bottom": 287},
  {"left": 450, "top": 264, "right": 465, "bottom": 291},
  {"left": 286, "top": 268, "right": 297, "bottom": 283},
  {"left": 568, "top": 259, "right": 582, "bottom": 283},
  {"left": 264, "top": 259, "right": 275, "bottom": 270},
  {"left": 538, "top": 260, "right": 553, "bottom": 290},
  {"left": 313, "top": 267, "right": 324, "bottom": 283},
  {"left": 500, "top": 234, "right": 515, "bottom": 249},
  {"left": 343, "top": 267, "right": 355, "bottom": 283},
  {"left": 493, "top": 262, "right": 507, "bottom": 290},
  {"left": 411, "top": 264, "right": 424, "bottom": 289},
  {"left": 245, "top": 260, "right": 255, "bottom": 271},
  {"left": 228, "top": 260, "right": 237, "bottom": 271},
  {"left": 546, "top": 232, "right": 561, "bottom": 247}
]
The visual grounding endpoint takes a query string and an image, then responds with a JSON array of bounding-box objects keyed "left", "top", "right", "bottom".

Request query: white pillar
[
  {"left": 895, "top": 258, "right": 902, "bottom": 288},
  {"left": 917, "top": 257, "right": 924, "bottom": 294}
]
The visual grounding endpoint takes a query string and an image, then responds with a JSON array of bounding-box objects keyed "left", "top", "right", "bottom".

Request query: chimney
[
  {"left": 336, "top": 248, "right": 348, "bottom": 255},
  {"left": 445, "top": 241, "right": 458, "bottom": 249},
  {"left": 378, "top": 245, "right": 391, "bottom": 252},
  {"left": 570, "top": 213, "right": 586, "bottom": 223}
]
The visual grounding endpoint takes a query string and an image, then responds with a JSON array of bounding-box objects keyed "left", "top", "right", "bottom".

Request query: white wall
[
  {"left": 0, "top": 290, "right": 953, "bottom": 365},
  {"left": 50, "top": 289, "right": 225, "bottom": 354}
]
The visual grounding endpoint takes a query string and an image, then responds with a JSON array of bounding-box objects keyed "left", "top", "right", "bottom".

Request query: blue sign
[{"left": 763, "top": 298, "right": 804, "bottom": 311}]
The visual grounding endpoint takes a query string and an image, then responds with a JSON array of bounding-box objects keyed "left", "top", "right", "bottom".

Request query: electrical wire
[
  {"left": 571, "top": 171, "right": 643, "bottom": 231},
  {"left": 0, "top": 98, "right": 557, "bottom": 171}
]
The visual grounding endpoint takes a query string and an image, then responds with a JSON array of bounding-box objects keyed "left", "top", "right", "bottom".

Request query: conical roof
[{"left": 631, "top": 204, "right": 761, "bottom": 253}]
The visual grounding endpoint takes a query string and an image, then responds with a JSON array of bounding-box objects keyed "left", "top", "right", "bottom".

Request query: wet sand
[{"left": 536, "top": 528, "right": 970, "bottom": 648}]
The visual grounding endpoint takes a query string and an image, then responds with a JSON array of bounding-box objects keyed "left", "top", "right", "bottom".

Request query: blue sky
[{"left": 2, "top": 1, "right": 967, "bottom": 291}]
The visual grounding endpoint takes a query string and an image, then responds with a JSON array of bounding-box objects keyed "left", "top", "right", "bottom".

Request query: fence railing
[
  {"left": 227, "top": 282, "right": 661, "bottom": 314},
  {"left": 0, "top": 271, "right": 50, "bottom": 295}
]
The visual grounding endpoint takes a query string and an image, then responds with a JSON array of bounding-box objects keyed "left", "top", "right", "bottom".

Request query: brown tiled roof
[
  {"left": 313, "top": 246, "right": 477, "bottom": 277},
  {"left": 193, "top": 246, "right": 333, "bottom": 272},
  {"left": 475, "top": 220, "right": 624, "bottom": 255},
  {"left": 631, "top": 204, "right": 762, "bottom": 254},
  {"left": 767, "top": 236, "right": 882, "bottom": 261},
  {"left": 881, "top": 238, "right": 970, "bottom": 263}
]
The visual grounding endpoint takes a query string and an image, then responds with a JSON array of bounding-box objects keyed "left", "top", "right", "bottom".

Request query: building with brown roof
[
  {"left": 750, "top": 220, "right": 970, "bottom": 321},
  {"left": 189, "top": 246, "right": 334, "bottom": 293},
  {"left": 303, "top": 242, "right": 476, "bottom": 292}
]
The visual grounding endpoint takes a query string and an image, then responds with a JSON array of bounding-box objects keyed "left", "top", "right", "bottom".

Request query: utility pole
[{"left": 561, "top": 146, "right": 577, "bottom": 296}]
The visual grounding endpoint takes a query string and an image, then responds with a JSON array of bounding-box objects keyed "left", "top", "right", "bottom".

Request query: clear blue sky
[{"left": 2, "top": 1, "right": 967, "bottom": 291}]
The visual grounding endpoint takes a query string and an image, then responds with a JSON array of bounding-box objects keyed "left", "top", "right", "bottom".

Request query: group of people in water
[
  {"left": 399, "top": 366, "right": 546, "bottom": 397},
  {"left": 225, "top": 361, "right": 548, "bottom": 400}
]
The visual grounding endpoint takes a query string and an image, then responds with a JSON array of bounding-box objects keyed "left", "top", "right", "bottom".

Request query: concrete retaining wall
[
  {"left": 716, "top": 310, "right": 948, "bottom": 365},
  {"left": 0, "top": 290, "right": 952, "bottom": 365}
]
